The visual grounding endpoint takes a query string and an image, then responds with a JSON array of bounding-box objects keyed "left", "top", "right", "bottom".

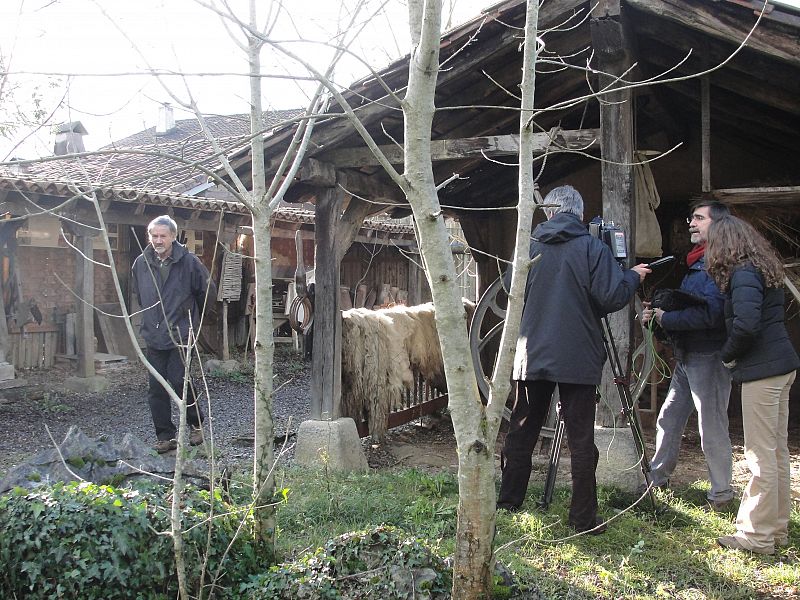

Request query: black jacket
[
  {"left": 132, "top": 241, "right": 216, "bottom": 350},
  {"left": 721, "top": 263, "right": 799, "bottom": 383},
  {"left": 513, "top": 213, "right": 641, "bottom": 385},
  {"left": 659, "top": 255, "right": 727, "bottom": 353}
]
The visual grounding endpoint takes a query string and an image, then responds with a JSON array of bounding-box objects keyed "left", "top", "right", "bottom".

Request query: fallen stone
[
  {"left": 0, "top": 425, "right": 207, "bottom": 494},
  {"left": 205, "top": 359, "right": 241, "bottom": 374}
]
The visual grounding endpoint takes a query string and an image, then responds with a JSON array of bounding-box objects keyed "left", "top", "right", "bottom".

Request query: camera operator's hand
[{"left": 631, "top": 263, "right": 651, "bottom": 283}]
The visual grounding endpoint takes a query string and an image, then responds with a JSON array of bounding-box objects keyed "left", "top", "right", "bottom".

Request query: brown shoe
[
  {"left": 717, "top": 535, "right": 774, "bottom": 555},
  {"left": 189, "top": 426, "right": 205, "bottom": 446},
  {"left": 707, "top": 498, "right": 734, "bottom": 512},
  {"left": 154, "top": 439, "right": 178, "bottom": 454}
]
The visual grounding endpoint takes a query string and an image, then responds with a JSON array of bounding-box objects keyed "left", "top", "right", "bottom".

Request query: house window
[
  {"left": 16, "top": 215, "right": 63, "bottom": 247},
  {"left": 105, "top": 223, "right": 119, "bottom": 251},
  {"left": 183, "top": 230, "right": 204, "bottom": 255}
]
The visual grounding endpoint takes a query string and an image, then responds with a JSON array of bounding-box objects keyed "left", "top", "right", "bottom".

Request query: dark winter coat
[
  {"left": 659, "top": 255, "right": 727, "bottom": 353},
  {"left": 132, "top": 241, "right": 216, "bottom": 351},
  {"left": 512, "top": 212, "right": 641, "bottom": 385},
  {"left": 720, "top": 263, "right": 800, "bottom": 383}
]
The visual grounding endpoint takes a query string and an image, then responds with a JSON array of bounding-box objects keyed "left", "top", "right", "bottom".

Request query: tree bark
[
  {"left": 248, "top": 0, "right": 276, "bottom": 549},
  {"left": 402, "top": 1, "right": 539, "bottom": 596}
]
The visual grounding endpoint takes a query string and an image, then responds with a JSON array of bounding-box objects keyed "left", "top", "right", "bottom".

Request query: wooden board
[{"left": 95, "top": 303, "right": 142, "bottom": 359}]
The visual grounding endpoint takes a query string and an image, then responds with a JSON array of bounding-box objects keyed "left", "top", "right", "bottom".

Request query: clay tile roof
[
  {"left": 2, "top": 110, "right": 304, "bottom": 197},
  {"left": 0, "top": 174, "right": 415, "bottom": 234}
]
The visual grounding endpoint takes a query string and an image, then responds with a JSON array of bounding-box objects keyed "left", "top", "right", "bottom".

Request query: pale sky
[
  {"left": 0, "top": 0, "right": 493, "bottom": 158},
  {"left": 2, "top": 0, "right": 798, "bottom": 159}
]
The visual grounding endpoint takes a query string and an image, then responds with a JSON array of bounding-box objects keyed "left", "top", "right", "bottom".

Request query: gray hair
[
  {"left": 542, "top": 185, "right": 584, "bottom": 220},
  {"left": 147, "top": 215, "right": 178, "bottom": 235}
]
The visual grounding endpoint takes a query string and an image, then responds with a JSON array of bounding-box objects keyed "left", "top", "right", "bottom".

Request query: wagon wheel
[
  {"left": 468, "top": 276, "right": 509, "bottom": 410},
  {"left": 468, "top": 278, "right": 654, "bottom": 421},
  {"left": 288, "top": 295, "right": 314, "bottom": 335}
]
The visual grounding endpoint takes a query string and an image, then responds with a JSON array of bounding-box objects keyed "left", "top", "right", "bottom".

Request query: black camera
[{"left": 589, "top": 217, "right": 628, "bottom": 262}]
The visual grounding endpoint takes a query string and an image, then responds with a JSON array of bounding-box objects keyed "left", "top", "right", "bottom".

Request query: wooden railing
[
  {"left": 354, "top": 372, "right": 447, "bottom": 438},
  {"left": 8, "top": 323, "right": 59, "bottom": 370}
]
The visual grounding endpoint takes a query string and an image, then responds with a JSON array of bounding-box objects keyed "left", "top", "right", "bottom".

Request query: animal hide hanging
[
  {"left": 634, "top": 151, "right": 663, "bottom": 258},
  {"left": 340, "top": 303, "right": 446, "bottom": 442}
]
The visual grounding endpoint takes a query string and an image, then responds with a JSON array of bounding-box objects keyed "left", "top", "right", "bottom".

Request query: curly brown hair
[{"left": 706, "top": 215, "right": 785, "bottom": 292}]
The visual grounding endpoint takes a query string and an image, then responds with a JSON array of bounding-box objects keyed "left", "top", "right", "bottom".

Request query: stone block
[
  {"left": 594, "top": 425, "right": 646, "bottom": 493},
  {"left": 0, "top": 362, "right": 15, "bottom": 381},
  {"left": 63, "top": 375, "right": 110, "bottom": 394},
  {"left": 204, "top": 358, "right": 241, "bottom": 374},
  {"left": 294, "top": 418, "right": 368, "bottom": 472}
]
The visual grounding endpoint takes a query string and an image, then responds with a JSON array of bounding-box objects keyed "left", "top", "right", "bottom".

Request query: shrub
[
  {"left": 244, "top": 525, "right": 451, "bottom": 599},
  {"left": 0, "top": 481, "right": 271, "bottom": 599}
]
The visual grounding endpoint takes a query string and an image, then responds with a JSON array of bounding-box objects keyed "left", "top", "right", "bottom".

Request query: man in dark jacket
[
  {"left": 132, "top": 215, "right": 216, "bottom": 453},
  {"left": 497, "top": 185, "right": 650, "bottom": 534},
  {"left": 641, "top": 200, "right": 733, "bottom": 510}
]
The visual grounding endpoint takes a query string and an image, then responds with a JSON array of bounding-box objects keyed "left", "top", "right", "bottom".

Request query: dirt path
[{"left": 379, "top": 412, "right": 800, "bottom": 500}]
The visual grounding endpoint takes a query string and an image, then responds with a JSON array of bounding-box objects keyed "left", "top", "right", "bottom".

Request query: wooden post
[
  {"left": 591, "top": 2, "right": 636, "bottom": 426},
  {"left": 75, "top": 232, "right": 96, "bottom": 378},
  {"left": 701, "top": 76, "right": 711, "bottom": 193},
  {"left": 221, "top": 300, "right": 230, "bottom": 361},
  {"left": 311, "top": 188, "right": 345, "bottom": 419}
]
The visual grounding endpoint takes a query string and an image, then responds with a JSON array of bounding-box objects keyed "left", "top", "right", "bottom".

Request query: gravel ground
[
  {"left": 0, "top": 352, "right": 315, "bottom": 477},
  {"left": 1, "top": 352, "right": 798, "bottom": 497},
  {"left": 0, "top": 350, "right": 406, "bottom": 478}
]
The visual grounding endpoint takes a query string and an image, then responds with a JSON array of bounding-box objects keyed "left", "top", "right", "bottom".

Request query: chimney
[
  {"left": 8, "top": 157, "right": 28, "bottom": 175},
  {"left": 53, "top": 121, "right": 88, "bottom": 155},
  {"left": 156, "top": 103, "right": 176, "bottom": 135}
]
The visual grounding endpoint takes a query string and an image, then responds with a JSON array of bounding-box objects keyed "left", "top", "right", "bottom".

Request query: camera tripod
[{"left": 539, "top": 315, "right": 658, "bottom": 514}]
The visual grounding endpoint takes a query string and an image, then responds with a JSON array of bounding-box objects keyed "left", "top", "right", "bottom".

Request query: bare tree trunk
[
  {"left": 403, "top": 1, "right": 540, "bottom": 596},
  {"left": 248, "top": 0, "right": 276, "bottom": 548}
]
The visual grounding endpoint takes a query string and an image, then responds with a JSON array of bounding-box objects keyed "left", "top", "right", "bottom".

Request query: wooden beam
[
  {"left": 74, "top": 231, "right": 96, "bottom": 378},
  {"left": 636, "top": 39, "right": 800, "bottom": 116},
  {"left": 227, "top": 0, "right": 587, "bottom": 183},
  {"left": 710, "top": 185, "right": 800, "bottom": 205},
  {"left": 299, "top": 158, "right": 336, "bottom": 186},
  {"left": 310, "top": 187, "right": 347, "bottom": 420},
  {"left": 701, "top": 76, "right": 711, "bottom": 193},
  {"left": 626, "top": 0, "right": 800, "bottom": 67},
  {"left": 591, "top": 3, "right": 636, "bottom": 427},
  {"left": 318, "top": 129, "right": 600, "bottom": 168},
  {"left": 336, "top": 169, "right": 405, "bottom": 204}
]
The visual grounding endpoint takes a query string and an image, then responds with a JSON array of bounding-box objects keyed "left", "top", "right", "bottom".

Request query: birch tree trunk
[
  {"left": 248, "top": 0, "right": 276, "bottom": 548},
  {"left": 403, "top": 1, "right": 540, "bottom": 596}
]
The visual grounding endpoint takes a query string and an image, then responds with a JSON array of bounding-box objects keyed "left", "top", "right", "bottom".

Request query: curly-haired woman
[{"left": 706, "top": 215, "right": 799, "bottom": 555}]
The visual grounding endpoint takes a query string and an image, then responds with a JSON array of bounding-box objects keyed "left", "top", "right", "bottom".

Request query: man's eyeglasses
[{"left": 686, "top": 215, "right": 708, "bottom": 224}]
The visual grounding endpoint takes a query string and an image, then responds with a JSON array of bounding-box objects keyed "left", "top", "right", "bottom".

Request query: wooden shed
[{"left": 224, "top": 0, "right": 800, "bottom": 422}]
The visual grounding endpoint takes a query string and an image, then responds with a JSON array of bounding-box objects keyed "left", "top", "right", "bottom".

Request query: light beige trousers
[{"left": 734, "top": 370, "right": 796, "bottom": 552}]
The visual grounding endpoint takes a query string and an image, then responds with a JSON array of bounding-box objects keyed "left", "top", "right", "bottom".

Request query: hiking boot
[
  {"left": 707, "top": 498, "right": 734, "bottom": 513},
  {"left": 189, "top": 426, "right": 205, "bottom": 446},
  {"left": 717, "top": 535, "right": 774, "bottom": 555},
  {"left": 154, "top": 439, "right": 178, "bottom": 454}
]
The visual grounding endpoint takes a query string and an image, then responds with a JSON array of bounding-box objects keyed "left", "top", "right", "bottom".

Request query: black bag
[{"left": 651, "top": 288, "right": 706, "bottom": 312}]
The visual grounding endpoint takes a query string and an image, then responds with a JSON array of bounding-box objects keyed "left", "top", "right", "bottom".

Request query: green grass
[{"left": 270, "top": 467, "right": 800, "bottom": 599}]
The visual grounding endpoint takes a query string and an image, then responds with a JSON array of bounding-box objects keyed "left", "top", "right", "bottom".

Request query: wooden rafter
[{"left": 317, "top": 129, "right": 600, "bottom": 168}]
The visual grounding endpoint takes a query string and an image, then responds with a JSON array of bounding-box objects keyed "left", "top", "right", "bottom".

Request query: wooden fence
[
  {"left": 8, "top": 323, "right": 59, "bottom": 370},
  {"left": 354, "top": 372, "right": 447, "bottom": 438}
]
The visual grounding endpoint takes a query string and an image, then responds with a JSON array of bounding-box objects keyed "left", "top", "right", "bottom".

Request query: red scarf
[{"left": 686, "top": 243, "right": 705, "bottom": 267}]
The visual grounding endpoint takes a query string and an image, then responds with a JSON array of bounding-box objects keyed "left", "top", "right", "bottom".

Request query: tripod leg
[
  {"left": 540, "top": 408, "right": 564, "bottom": 510},
  {"left": 601, "top": 316, "right": 659, "bottom": 515}
]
